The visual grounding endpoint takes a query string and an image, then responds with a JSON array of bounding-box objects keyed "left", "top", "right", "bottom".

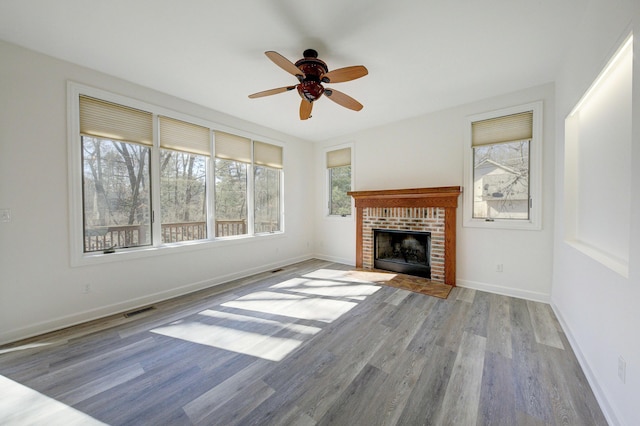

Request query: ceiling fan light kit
[{"left": 249, "top": 49, "right": 368, "bottom": 120}]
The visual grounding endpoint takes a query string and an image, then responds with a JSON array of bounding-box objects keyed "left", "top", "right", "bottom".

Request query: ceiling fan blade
[
  {"left": 300, "top": 100, "right": 313, "bottom": 120},
  {"left": 324, "top": 89, "right": 363, "bottom": 111},
  {"left": 321, "top": 65, "right": 368, "bottom": 83},
  {"left": 248, "top": 86, "right": 297, "bottom": 99},
  {"left": 265, "top": 51, "right": 305, "bottom": 78}
]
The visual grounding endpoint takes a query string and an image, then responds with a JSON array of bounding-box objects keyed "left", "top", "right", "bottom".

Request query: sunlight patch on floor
[
  {"left": 271, "top": 277, "right": 381, "bottom": 300},
  {"left": 222, "top": 291, "right": 358, "bottom": 323},
  {"left": 303, "top": 268, "right": 398, "bottom": 283},
  {"left": 151, "top": 269, "right": 380, "bottom": 361},
  {"left": 0, "top": 375, "right": 106, "bottom": 425},
  {"left": 152, "top": 306, "right": 324, "bottom": 361}
]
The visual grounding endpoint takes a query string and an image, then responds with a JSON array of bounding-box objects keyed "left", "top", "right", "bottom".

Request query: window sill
[
  {"left": 71, "top": 232, "right": 285, "bottom": 267},
  {"left": 463, "top": 218, "right": 541, "bottom": 231},
  {"left": 325, "top": 214, "right": 353, "bottom": 221}
]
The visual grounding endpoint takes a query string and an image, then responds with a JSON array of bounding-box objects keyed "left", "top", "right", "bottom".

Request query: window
[
  {"left": 80, "top": 96, "right": 153, "bottom": 252},
  {"left": 214, "top": 132, "right": 250, "bottom": 237},
  {"left": 69, "top": 83, "right": 284, "bottom": 263},
  {"left": 326, "top": 146, "right": 352, "bottom": 216},
  {"left": 159, "top": 116, "right": 210, "bottom": 243},
  {"left": 463, "top": 102, "right": 542, "bottom": 229},
  {"left": 254, "top": 141, "right": 283, "bottom": 233}
]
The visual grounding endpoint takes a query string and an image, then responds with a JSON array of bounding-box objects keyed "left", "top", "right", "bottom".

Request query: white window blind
[
  {"left": 472, "top": 111, "right": 533, "bottom": 146},
  {"left": 215, "top": 131, "right": 251, "bottom": 163},
  {"left": 254, "top": 141, "right": 283, "bottom": 169},
  {"left": 159, "top": 116, "right": 210, "bottom": 155},
  {"left": 79, "top": 95, "right": 153, "bottom": 145},
  {"left": 327, "top": 147, "right": 351, "bottom": 168}
]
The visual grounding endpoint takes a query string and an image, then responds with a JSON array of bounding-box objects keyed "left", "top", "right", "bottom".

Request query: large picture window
[
  {"left": 69, "top": 84, "right": 284, "bottom": 263},
  {"left": 463, "top": 102, "right": 542, "bottom": 230}
]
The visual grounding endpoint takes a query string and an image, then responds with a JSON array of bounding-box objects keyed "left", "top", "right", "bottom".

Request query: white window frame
[
  {"left": 463, "top": 101, "right": 543, "bottom": 230},
  {"left": 324, "top": 143, "right": 354, "bottom": 219},
  {"left": 67, "top": 82, "right": 284, "bottom": 266}
]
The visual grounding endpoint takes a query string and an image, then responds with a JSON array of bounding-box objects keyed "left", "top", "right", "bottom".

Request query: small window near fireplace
[{"left": 374, "top": 229, "right": 431, "bottom": 279}]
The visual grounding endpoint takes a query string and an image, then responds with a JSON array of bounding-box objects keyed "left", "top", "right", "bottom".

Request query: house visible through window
[
  {"left": 327, "top": 147, "right": 352, "bottom": 216},
  {"left": 464, "top": 103, "right": 541, "bottom": 230},
  {"left": 472, "top": 111, "right": 532, "bottom": 220}
]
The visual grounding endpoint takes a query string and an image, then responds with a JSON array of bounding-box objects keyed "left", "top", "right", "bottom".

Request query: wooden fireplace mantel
[{"left": 348, "top": 186, "right": 462, "bottom": 286}]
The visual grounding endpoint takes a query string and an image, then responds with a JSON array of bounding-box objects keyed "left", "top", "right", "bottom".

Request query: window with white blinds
[
  {"left": 80, "top": 95, "right": 153, "bottom": 145},
  {"left": 463, "top": 102, "right": 542, "bottom": 230},
  {"left": 70, "top": 83, "right": 285, "bottom": 262},
  {"left": 159, "top": 116, "right": 210, "bottom": 155}
]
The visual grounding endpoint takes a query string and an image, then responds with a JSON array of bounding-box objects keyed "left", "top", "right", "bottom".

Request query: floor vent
[
  {"left": 124, "top": 306, "right": 155, "bottom": 318},
  {"left": 271, "top": 268, "right": 284, "bottom": 273}
]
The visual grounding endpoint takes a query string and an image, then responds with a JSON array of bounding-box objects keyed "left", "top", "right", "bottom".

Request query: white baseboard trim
[
  {"left": 0, "top": 254, "right": 313, "bottom": 346},
  {"left": 313, "top": 253, "right": 355, "bottom": 266},
  {"left": 456, "top": 278, "right": 550, "bottom": 303},
  {"left": 550, "top": 301, "right": 620, "bottom": 426}
]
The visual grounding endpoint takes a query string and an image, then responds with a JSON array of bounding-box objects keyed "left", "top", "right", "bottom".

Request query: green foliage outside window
[{"left": 330, "top": 165, "right": 351, "bottom": 216}]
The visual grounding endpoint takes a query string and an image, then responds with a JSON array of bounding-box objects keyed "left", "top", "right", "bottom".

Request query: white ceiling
[{"left": 0, "top": 0, "right": 587, "bottom": 142}]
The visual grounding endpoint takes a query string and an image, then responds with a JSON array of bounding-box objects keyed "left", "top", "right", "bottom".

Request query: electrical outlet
[
  {"left": 618, "top": 356, "right": 626, "bottom": 383},
  {"left": 0, "top": 209, "right": 10, "bottom": 223},
  {"left": 496, "top": 264, "right": 503, "bottom": 272}
]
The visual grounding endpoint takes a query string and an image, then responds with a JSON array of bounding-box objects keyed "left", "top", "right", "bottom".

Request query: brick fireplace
[{"left": 348, "top": 187, "right": 462, "bottom": 286}]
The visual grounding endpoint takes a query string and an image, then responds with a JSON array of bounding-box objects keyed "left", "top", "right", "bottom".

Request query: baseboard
[
  {"left": 0, "top": 254, "right": 314, "bottom": 346},
  {"left": 550, "top": 301, "right": 620, "bottom": 426},
  {"left": 456, "top": 278, "right": 550, "bottom": 303},
  {"left": 313, "top": 253, "right": 355, "bottom": 266}
]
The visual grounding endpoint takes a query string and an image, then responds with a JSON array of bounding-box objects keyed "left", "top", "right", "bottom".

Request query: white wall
[
  {"left": 0, "top": 40, "right": 315, "bottom": 344},
  {"left": 314, "top": 83, "right": 556, "bottom": 302},
  {"left": 552, "top": 0, "right": 640, "bottom": 424}
]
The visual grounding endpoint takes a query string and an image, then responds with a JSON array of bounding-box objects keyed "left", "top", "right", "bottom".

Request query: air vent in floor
[{"left": 124, "top": 306, "right": 155, "bottom": 318}]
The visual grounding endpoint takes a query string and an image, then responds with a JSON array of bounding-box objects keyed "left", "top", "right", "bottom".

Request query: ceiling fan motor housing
[{"left": 295, "top": 51, "right": 328, "bottom": 102}]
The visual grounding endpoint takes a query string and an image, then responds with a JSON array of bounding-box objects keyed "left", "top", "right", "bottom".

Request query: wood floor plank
[
  {"left": 317, "top": 364, "right": 389, "bottom": 425},
  {"left": 384, "top": 288, "right": 412, "bottom": 306},
  {"left": 486, "top": 293, "right": 513, "bottom": 359},
  {"left": 0, "top": 260, "right": 608, "bottom": 426},
  {"left": 540, "top": 343, "right": 608, "bottom": 425},
  {"left": 456, "top": 287, "right": 476, "bottom": 303},
  {"left": 477, "top": 351, "right": 517, "bottom": 426},
  {"left": 464, "top": 290, "right": 491, "bottom": 338},
  {"left": 182, "top": 358, "right": 271, "bottom": 423},
  {"left": 434, "top": 331, "right": 487, "bottom": 426},
  {"left": 434, "top": 299, "right": 472, "bottom": 352},
  {"left": 395, "top": 344, "right": 457, "bottom": 425},
  {"left": 366, "top": 349, "right": 430, "bottom": 425},
  {"left": 510, "top": 298, "right": 555, "bottom": 424},
  {"left": 527, "top": 300, "right": 565, "bottom": 349}
]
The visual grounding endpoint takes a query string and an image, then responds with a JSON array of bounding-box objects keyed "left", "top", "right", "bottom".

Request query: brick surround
[
  {"left": 348, "top": 187, "right": 462, "bottom": 286},
  {"left": 362, "top": 207, "right": 446, "bottom": 282}
]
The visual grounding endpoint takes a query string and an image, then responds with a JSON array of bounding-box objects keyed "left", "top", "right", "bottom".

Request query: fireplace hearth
[{"left": 374, "top": 229, "right": 431, "bottom": 278}]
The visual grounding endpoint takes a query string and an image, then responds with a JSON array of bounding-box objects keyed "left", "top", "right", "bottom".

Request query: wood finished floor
[{"left": 0, "top": 259, "right": 607, "bottom": 425}]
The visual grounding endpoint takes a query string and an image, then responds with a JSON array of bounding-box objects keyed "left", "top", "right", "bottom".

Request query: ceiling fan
[{"left": 248, "top": 49, "right": 368, "bottom": 120}]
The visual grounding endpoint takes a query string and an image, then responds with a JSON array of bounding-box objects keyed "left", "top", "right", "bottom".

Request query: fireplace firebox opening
[{"left": 374, "top": 229, "right": 431, "bottom": 279}]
